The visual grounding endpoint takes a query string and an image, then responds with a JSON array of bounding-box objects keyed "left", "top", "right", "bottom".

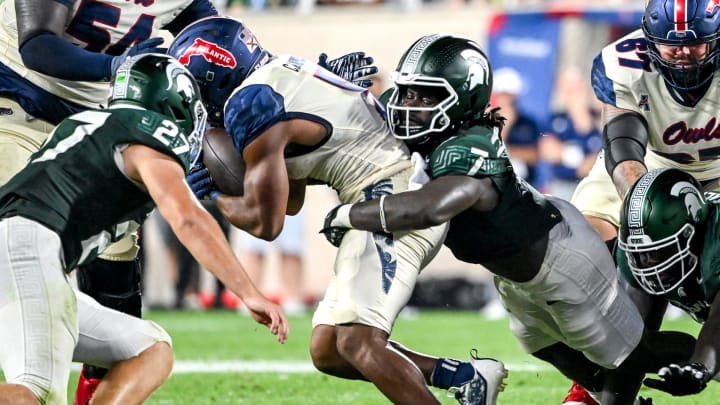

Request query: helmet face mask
[
  {"left": 621, "top": 222, "right": 697, "bottom": 294},
  {"left": 168, "top": 16, "right": 271, "bottom": 127},
  {"left": 642, "top": 0, "right": 720, "bottom": 90},
  {"left": 618, "top": 168, "right": 708, "bottom": 295},
  {"left": 388, "top": 34, "right": 492, "bottom": 146},
  {"left": 387, "top": 75, "right": 457, "bottom": 141},
  {"left": 111, "top": 53, "right": 207, "bottom": 167}
]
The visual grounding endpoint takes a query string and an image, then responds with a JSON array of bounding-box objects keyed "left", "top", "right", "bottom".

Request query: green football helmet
[
  {"left": 618, "top": 168, "right": 708, "bottom": 295},
  {"left": 110, "top": 53, "right": 207, "bottom": 165},
  {"left": 387, "top": 34, "right": 492, "bottom": 145}
]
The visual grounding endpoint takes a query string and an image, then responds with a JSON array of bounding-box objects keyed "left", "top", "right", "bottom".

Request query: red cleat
[
  {"left": 562, "top": 382, "right": 599, "bottom": 405},
  {"left": 74, "top": 366, "right": 101, "bottom": 405}
]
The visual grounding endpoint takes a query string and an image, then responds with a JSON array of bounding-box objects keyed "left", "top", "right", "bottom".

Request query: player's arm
[
  {"left": 215, "top": 120, "right": 296, "bottom": 240},
  {"left": 16, "top": 0, "right": 164, "bottom": 81},
  {"left": 325, "top": 175, "right": 497, "bottom": 237},
  {"left": 642, "top": 298, "right": 718, "bottom": 396},
  {"left": 287, "top": 178, "right": 307, "bottom": 216},
  {"left": 603, "top": 103, "right": 649, "bottom": 198},
  {"left": 124, "top": 144, "right": 289, "bottom": 342},
  {"left": 163, "top": 0, "right": 218, "bottom": 36}
]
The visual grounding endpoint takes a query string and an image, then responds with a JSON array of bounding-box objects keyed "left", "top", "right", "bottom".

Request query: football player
[
  {"left": 616, "top": 168, "right": 720, "bottom": 398},
  {"left": 0, "top": 1, "right": 375, "bottom": 402},
  {"left": 171, "top": 17, "right": 507, "bottom": 405},
  {"left": 0, "top": 53, "right": 288, "bottom": 405},
  {"left": 566, "top": 0, "right": 720, "bottom": 402},
  {"left": 319, "top": 33, "right": 698, "bottom": 404}
]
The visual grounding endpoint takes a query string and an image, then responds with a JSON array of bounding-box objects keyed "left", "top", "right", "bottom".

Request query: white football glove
[{"left": 408, "top": 152, "right": 430, "bottom": 191}]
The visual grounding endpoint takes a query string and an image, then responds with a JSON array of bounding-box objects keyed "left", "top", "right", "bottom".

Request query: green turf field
[{"left": 3, "top": 309, "right": 716, "bottom": 404}]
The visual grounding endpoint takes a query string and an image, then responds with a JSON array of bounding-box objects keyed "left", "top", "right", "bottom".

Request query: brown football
[{"left": 201, "top": 127, "right": 245, "bottom": 196}]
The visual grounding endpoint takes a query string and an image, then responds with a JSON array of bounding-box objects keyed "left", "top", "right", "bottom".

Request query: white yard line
[{"left": 74, "top": 360, "right": 549, "bottom": 374}]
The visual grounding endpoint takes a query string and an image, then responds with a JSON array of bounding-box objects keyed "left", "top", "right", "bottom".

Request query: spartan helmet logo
[
  {"left": 462, "top": 50, "right": 490, "bottom": 88},
  {"left": 167, "top": 64, "right": 195, "bottom": 99},
  {"left": 671, "top": 181, "right": 704, "bottom": 221}
]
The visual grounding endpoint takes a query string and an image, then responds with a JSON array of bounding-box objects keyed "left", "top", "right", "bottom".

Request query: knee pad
[{"left": 76, "top": 258, "right": 142, "bottom": 318}]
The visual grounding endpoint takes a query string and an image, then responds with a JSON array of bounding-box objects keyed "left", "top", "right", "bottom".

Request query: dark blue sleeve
[
  {"left": 224, "top": 84, "right": 287, "bottom": 153},
  {"left": 19, "top": 32, "right": 112, "bottom": 80},
  {"left": 591, "top": 53, "right": 617, "bottom": 106},
  {"left": 162, "top": 0, "right": 218, "bottom": 36}
]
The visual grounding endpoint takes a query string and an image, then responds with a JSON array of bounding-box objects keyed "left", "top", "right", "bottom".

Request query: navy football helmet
[
  {"left": 618, "top": 168, "right": 708, "bottom": 295},
  {"left": 643, "top": 0, "right": 720, "bottom": 90},
  {"left": 387, "top": 34, "right": 492, "bottom": 147},
  {"left": 168, "top": 16, "right": 271, "bottom": 126}
]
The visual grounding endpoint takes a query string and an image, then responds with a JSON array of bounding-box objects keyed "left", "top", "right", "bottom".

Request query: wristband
[
  {"left": 333, "top": 204, "right": 353, "bottom": 228},
  {"left": 379, "top": 195, "right": 390, "bottom": 233}
]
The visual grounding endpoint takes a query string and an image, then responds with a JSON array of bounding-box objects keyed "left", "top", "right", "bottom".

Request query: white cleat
[{"left": 449, "top": 349, "right": 508, "bottom": 405}]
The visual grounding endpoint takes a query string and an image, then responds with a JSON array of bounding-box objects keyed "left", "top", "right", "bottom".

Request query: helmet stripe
[
  {"left": 627, "top": 169, "right": 665, "bottom": 233},
  {"left": 399, "top": 34, "right": 443, "bottom": 74},
  {"left": 675, "top": 0, "right": 687, "bottom": 31}
]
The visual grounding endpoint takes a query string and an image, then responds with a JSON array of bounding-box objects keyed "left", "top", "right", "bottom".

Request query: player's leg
[
  {"left": 0, "top": 218, "right": 78, "bottom": 405},
  {"left": 313, "top": 221, "right": 506, "bottom": 404},
  {"left": 74, "top": 235, "right": 142, "bottom": 405},
  {"left": 0, "top": 98, "right": 52, "bottom": 185},
  {"left": 570, "top": 153, "right": 621, "bottom": 244},
  {"left": 500, "top": 197, "right": 649, "bottom": 403},
  {"left": 72, "top": 291, "right": 173, "bottom": 405}
]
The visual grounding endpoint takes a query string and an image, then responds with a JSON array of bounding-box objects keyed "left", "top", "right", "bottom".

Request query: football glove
[
  {"left": 319, "top": 204, "right": 352, "bottom": 247},
  {"left": 318, "top": 51, "right": 378, "bottom": 88},
  {"left": 110, "top": 37, "right": 167, "bottom": 74},
  {"left": 408, "top": 152, "right": 430, "bottom": 191},
  {"left": 186, "top": 162, "right": 215, "bottom": 200},
  {"left": 643, "top": 362, "right": 712, "bottom": 396}
]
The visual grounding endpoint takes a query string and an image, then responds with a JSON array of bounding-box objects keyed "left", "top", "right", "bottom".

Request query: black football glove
[
  {"left": 643, "top": 362, "right": 712, "bottom": 396},
  {"left": 317, "top": 51, "right": 378, "bottom": 88},
  {"left": 319, "top": 204, "right": 352, "bottom": 247},
  {"left": 636, "top": 396, "right": 654, "bottom": 405}
]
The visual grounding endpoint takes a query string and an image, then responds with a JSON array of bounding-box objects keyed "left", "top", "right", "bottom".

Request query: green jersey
[
  {"left": 618, "top": 192, "right": 720, "bottom": 323},
  {"left": 0, "top": 107, "right": 195, "bottom": 271},
  {"left": 427, "top": 125, "right": 562, "bottom": 263}
]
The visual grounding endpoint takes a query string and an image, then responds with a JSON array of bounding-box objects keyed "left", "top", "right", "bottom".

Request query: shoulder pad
[
  {"left": 593, "top": 29, "right": 650, "bottom": 107},
  {"left": 224, "top": 84, "right": 286, "bottom": 152},
  {"left": 428, "top": 128, "right": 512, "bottom": 178}
]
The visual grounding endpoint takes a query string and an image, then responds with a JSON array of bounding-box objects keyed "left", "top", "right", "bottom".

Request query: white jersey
[
  {"left": 0, "top": 0, "right": 193, "bottom": 109},
  {"left": 595, "top": 29, "right": 720, "bottom": 181},
  {"left": 225, "top": 55, "right": 411, "bottom": 202}
]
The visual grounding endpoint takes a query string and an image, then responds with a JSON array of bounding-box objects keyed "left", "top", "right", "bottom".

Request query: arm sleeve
[
  {"left": 224, "top": 84, "right": 287, "bottom": 152},
  {"left": 163, "top": 0, "right": 218, "bottom": 36},
  {"left": 20, "top": 32, "right": 113, "bottom": 81}
]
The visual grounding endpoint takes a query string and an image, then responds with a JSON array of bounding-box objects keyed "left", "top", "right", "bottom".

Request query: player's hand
[
  {"left": 643, "top": 362, "right": 712, "bottom": 396},
  {"left": 186, "top": 162, "right": 215, "bottom": 200},
  {"left": 319, "top": 204, "right": 352, "bottom": 247},
  {"left": 111, "top": 37, "right": 167, "bottom": 74},
  {"left": 635, "top": 396, "right": 654, "bottom": 405},
  {"left": 408, "top": 152, "right": 430, "bottom": 191},
  {"left": 318, "top": 51, "right": 378, "bottom": 88},
  {"left": 242, "top": 294, "right": 290, "bottom": 344}
]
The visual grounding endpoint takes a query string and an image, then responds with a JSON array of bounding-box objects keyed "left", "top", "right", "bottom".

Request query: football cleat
[
  {"left": 561, "top": 382, "right": 599, "bottom": 405},
  {"left": 74, "top": 366, "right": 101, "bottom": 405},
  {"left": 449, "top": 349, "right": 507, "bottom": 405}
]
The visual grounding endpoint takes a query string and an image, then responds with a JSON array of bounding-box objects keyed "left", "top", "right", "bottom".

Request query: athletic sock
[{"left": 430, "top": 358, "right": 476, "bottom": 389}]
